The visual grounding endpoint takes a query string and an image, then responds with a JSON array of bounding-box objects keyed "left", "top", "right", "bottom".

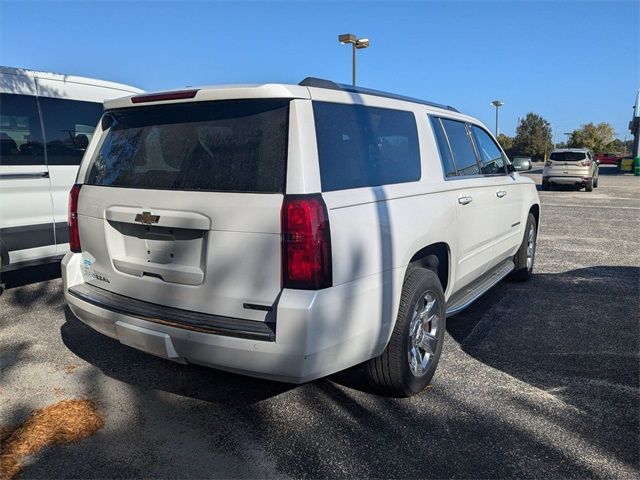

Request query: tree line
[{"left": 497, "top": 113, "right": 631, "bottom": 161}]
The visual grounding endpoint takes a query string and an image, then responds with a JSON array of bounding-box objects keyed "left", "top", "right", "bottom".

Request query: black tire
[
  {"left": 365, "top": 268, "right": 446, "bottom": 397},
  {"left": 585, "top": 180, "right": 593, "bottom": 192},
  {"left": 510, "top": 213, "right": 537, "bottom": 282},
  {"left": 541, "top": 179, "right": 550, "bottom": 191},
  {"left": 593, "top": 176, "right": 598, "bottom": 188},
  {"left": 0, "top": 242, "right": 8, "bottom": 271}
]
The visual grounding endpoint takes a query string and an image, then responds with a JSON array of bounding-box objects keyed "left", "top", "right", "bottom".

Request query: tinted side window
[
  {"left": 440, "top": 118, "right": 479, "bottom": 176},
  {"left": 40, "top": 98, "right": 103, "bottom": 166},
  {"left": 314, "top": 102, "right": 421, "bottom": 191},
  {"left": 429, "top": 116, "right": 456, "bottom": 177},
  {"left": 470, "top": 125, "right": 506, "bottom": 175},
  {"left": 0, "top": 93, "right": 45, "bottom": 165}
]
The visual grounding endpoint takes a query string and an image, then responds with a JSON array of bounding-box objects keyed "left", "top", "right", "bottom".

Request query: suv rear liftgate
[{"left": 70, "top": 99, "right": 291, "bottom": 335}]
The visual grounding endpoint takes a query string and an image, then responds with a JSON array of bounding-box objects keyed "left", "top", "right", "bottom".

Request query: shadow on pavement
[
  {"left": 60, "top": 307, "right": 294, "bottom": 407},
  {"left": 447, "top": 265, "right": 639, "bottom": 469},
  {"left": 54, "top": 265, "right": 639, "bottom": 478}
]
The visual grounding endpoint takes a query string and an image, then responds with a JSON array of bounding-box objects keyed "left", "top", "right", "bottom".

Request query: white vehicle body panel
[{"left": 63, "top": 81, "right": 540, "bottom": 382}]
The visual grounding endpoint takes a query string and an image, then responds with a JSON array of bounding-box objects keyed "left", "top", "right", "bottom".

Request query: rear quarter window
[
  {"left": 86, "top": 99, "right": 289, "bottom": 193},
  {"left": 313, "top": 102, "right": 421, "bottom": 191}
]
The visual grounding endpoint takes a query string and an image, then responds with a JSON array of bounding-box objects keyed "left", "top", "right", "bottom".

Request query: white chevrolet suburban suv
[{"left": 63, "top": 78, "right": 540, "bottom": 396}]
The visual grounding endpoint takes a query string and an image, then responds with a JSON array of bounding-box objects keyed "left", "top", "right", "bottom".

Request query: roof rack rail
[{"left": 298, "top": 77, "right": 459, "bottom": 112}]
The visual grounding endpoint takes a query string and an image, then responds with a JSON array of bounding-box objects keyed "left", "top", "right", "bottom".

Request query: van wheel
[
  {"left": 585, "top": 180, "right": 593, "bottom": 192},
  {"left": 365, "top": 268, "right": 446, "bottom": 397},
  {"left": 0, "top": 243, "right": 8, "bottom": 271},
  {"left": 510, "top": 213, "right": 537, "bottom": 282}
]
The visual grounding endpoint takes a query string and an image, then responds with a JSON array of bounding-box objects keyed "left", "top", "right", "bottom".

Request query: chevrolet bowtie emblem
[{"left": 135, "top": 211, "right": 160, "bottom": 224}]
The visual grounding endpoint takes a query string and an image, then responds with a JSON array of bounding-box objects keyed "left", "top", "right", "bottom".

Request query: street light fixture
[
  {"left": 339, "top": 33, "right": 370, "bottom": 86},
  {"left": 490, "top": 100, "right": 504, "bottom": 136}
]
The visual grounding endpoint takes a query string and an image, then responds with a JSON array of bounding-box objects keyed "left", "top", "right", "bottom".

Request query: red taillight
[
  {"left": 580, "top": 160, "right": 592, "bottom": 167},
  {"left": 281, "top": 194, "right": 332, "bottom": 290},
  {"left": 131, "top": 90, "right": 198, "bottom": 103},
  {"left": 68, "top": 184, "right": 82, "bottom": 253}
]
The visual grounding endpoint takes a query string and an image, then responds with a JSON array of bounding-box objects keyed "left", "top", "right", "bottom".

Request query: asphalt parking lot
[{"left": 1, "top": 165, "right": 638, "bottom": 479}]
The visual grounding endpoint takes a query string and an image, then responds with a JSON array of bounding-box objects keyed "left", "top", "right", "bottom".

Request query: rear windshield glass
[
  {"left": 86, "top": 99, "right": 289, "bottom": 193},
  {"left": 549, "top": 151, "right": 586, "bottom": 161}
]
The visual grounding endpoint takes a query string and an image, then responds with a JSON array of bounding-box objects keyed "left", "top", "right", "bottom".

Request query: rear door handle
[
  {"left": 496, "top": 190, "right": 507, "bottom": 198},
  {"left": 0, "top": 171, "right": 49, "bottom": 180},
  {"left": 458, "top": 196, "right": 473, "bottom": 205}
]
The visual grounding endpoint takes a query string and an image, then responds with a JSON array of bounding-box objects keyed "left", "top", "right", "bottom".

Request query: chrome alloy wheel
[
  {"left": 526, "top": 223, "right": 536, "bottom": 271},
  {"left": 407, "top": 292, "right": 440, "bottom": 377}
]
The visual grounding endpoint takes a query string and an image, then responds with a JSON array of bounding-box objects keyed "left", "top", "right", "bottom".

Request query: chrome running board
[{"left": 446, "top": 258, "right": 515, "bottom": 316}]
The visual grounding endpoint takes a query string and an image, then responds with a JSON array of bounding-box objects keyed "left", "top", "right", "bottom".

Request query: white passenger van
[
  {"left": 63, "top": 78, "right": 540, "bottom": 396},
  {"left": 0, "top": 66, "right": 142, "bottom": 278}
]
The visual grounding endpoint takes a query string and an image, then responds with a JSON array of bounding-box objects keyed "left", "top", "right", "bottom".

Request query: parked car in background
[
  {"left": 0, "top": 66, "right": 142, "bottom": 278},
  {"left": 595, "top": 152, "right": 625, "bottom": 166},
  {"left": 542, "top": 148, "right": 599, "bottom": 191},
  {"left": 63, "top": 78, "right": 540, "bottom": 396}
]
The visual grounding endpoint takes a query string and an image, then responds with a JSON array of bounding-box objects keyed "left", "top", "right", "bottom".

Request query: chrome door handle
[
  {"left": 496, "top": 190, "right": 507, "bottom": 198},
  {"left": 458, "top": 196, "right": 473, "bottom": 205}
]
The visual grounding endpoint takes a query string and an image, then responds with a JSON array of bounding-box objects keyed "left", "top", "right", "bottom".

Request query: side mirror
[
  {"left": 506, "top": 163, "right": 516, "bottom": 173},
  {"left": 512, "top": 157, "right": 531, "bottom": 171}
]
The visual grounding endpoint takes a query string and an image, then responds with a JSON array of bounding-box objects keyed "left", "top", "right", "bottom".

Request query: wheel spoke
[
  {"left": 424, "top": 297, "right": 436, "bottom": 317},
  {"left": 407, "top": 290, "right": 441, "bottom": 377},
  {"left": 419, "top": 331, "right": 437, "bottom": 356},
  {"left": 410, "top": 347, "right": 423, "bottom": 375}
]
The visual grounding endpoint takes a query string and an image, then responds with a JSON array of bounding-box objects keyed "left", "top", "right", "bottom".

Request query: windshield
[
  {"left": 549, "top": 151, "right": 586, "bottom": 161},
  {"left": 86, "top": 99, "right": 289, "bottom": 193}
]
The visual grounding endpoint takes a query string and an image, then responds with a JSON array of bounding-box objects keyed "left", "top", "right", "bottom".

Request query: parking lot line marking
[{"left": 543, "top": 204, "right": 640, "bottom": 210}]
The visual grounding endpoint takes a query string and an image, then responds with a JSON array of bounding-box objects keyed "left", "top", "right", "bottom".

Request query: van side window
[
  {"left": 429, "top": 116, "right": 456, "bottom": 177},
  {"left": 439, "top": 118, "right": 479, "bottom": 177},
  {"left": 39, "top": 98, "right": 103, "bottom": 166},
  {"left": 470, "top": 125, "right": 506, "bottom": 175},
  {"left": 313, "top": 102, "right": 420, "bottom": 191},
  {"left": 0, "top": 93, "right": 45, "bottom": 165}
]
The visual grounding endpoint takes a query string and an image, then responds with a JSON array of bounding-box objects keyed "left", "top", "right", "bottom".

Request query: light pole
[
  {"left": 338, "top": 33, "right": 370, "bottom": 86},
  {"left": 564, "top": 132, "right": 572, "bottom": 147},
  {"left": 491, "top": 100, "right": 504, "bottom": 136},
  {"left": 544, "top": 124, "right": 552, "bottom": 161}
]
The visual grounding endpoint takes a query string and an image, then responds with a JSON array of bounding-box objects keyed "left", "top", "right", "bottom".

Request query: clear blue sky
[{"left": 1, "top": 0, "right": 638, "bottom": 140}]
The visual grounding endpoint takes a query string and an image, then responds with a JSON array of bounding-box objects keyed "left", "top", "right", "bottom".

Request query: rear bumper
[
  {"left": 543, "top": 175, "right": 591, "bottom": 185},
  {"left": 62, "top": 252, "right": 390, "bottom": 383}
]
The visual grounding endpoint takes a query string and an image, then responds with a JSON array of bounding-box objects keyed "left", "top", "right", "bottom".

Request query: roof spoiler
[{"left": 299, "top": 77, "right": 459, "bottom": 113}]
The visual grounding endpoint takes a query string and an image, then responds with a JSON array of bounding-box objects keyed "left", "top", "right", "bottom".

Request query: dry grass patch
[{"left": 0, "top": 399, "right": 104, "bottom": 480}]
